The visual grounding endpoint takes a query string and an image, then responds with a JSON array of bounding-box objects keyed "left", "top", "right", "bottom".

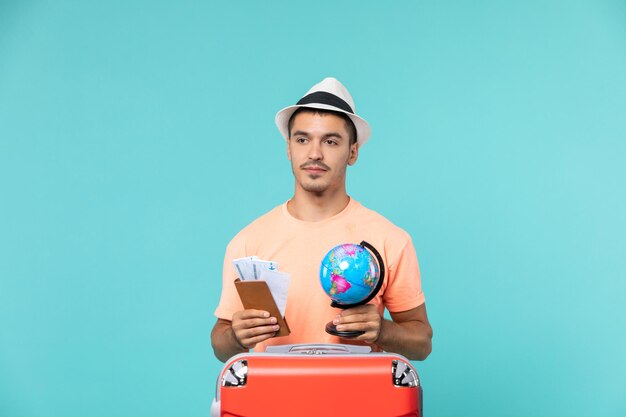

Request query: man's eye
[
  {"left": 296, "top": 137, "right": 307, "bottom": 144},
  {"left": 325, "top": 139, "right": 338, "bottom": 146}
]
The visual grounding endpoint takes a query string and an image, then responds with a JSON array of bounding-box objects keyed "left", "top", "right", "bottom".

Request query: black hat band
[{"left": 296, "top": 91, "right": 354, "bottom": 114}]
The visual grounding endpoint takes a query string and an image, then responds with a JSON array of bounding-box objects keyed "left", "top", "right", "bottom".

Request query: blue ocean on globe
[{"left": 319, "top": 243, "right": 380, "bottom": 306}]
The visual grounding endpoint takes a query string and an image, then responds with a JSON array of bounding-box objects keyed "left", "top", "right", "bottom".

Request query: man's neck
[{"left": 287, "top": 188, "right": 350, "bottom": 222}]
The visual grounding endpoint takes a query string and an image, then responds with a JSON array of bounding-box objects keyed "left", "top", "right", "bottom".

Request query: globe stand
[{"left": 324, "top": 241, "right": 386, "bottom": 338}]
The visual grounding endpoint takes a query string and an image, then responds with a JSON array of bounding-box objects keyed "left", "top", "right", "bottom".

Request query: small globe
[{"left": 319, "top": 243, "right": 380, "bottom": 307}]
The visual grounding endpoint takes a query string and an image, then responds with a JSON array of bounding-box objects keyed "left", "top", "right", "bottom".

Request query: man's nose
[{"left": 308, "top": 141, "right": 323, "bottom": 160}]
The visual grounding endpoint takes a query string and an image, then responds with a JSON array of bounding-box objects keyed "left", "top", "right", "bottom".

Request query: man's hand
[
  {"left": 333, "top": 304, "right": 382, "bottom": 344},
  {"left": 211, "top": 310, "right": 280, "bottom": 362},
  {"left": 232, "top": 309, "right": 280, "bottom": 349},
  {"left": 332, "top": 304, "right": 433, "bottom": 360}
]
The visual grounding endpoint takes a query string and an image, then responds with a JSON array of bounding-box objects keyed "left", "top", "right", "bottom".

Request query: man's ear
[
  {"left": 347, "top": 142, "right": 359, "bottom": 166},
  {"left": 286, "top": 139, "right": 292, "bottom": 161}
]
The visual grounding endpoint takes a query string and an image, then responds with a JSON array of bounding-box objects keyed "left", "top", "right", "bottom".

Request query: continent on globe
[{"left": 330, "top": 274, "right": 351, "bottom": 295}]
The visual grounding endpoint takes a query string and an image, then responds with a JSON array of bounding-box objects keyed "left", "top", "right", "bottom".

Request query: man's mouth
[{"left": 301, "top": 163, "right": 329, "bottom": 173}]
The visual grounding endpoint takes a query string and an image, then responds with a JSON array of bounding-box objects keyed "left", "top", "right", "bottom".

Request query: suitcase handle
[{"left": 264, "top": 343, "right": 372, "bottom": 354}]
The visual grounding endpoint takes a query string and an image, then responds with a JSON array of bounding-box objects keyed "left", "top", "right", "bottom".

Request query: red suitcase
[{"left": 211, "top": 344, "right": 423, "bottom": 417}]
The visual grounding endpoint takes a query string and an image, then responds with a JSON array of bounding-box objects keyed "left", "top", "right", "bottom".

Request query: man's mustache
[{"left": 300, "top": 162, "right": 330, "bottom": 170}]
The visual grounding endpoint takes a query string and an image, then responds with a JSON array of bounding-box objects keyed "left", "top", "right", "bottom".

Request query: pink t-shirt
[{"left": 214, "top": 198, "right": 425, "bottom": 352}]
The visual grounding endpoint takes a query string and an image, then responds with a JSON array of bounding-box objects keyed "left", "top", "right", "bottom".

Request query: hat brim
[{"left": 275, "top": 103, "right": 371, "bottom": 147}]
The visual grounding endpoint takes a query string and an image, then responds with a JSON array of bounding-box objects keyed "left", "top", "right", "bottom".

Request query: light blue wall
[{"left": 1, "top": 1, "right": 624, "bottom": 416}]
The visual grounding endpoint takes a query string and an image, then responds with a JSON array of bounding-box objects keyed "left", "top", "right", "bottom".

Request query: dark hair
[{"left": 287, "top": 107, "right": 357, "bottom": 146}]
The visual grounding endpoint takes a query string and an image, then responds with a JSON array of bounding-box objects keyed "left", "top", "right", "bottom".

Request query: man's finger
[
  {"left": 236, "top": 316, "right": 277, "bottom": 329},
  {"left": 334, "top": 313, "right": 377, "bottom": 325},
  {"left": 238, "top": 324, "right": 280, "bottom": 340},
  {"left": 235, "top": 309, "right": 270, "bottom": 320},
  {"left": 335, "top": 321, "right": 374, "bottom": 332}
]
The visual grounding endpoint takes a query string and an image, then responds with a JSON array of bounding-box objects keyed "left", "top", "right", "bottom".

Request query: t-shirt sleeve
[
  {"left": 214, "top": 237, "right": 246, "bottom": 321},
  {"left": 382, "top": 236, "right": 426, "bottom": 313}
]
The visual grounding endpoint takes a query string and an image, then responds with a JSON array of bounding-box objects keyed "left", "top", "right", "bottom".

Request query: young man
[{"left": 211, "top": 78, "right": 433, "bottom": 362}]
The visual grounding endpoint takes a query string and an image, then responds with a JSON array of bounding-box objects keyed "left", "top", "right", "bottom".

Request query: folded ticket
[
  {"left": 251, "top": 259, "right": 280, "bottom": 277},
  {"left": 232, "top": 256, "right": 289, "bottom": 317},
  {"left": 232, "top": 256, "right": 258, "bottom": 281},
  {"left": 233, "top": 256, "right": 280, "bottom": 280}
]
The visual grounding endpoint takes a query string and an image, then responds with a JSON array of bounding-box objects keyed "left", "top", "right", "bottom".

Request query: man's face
[{"left": 287, "top": 111, "right": 358, "bottom": 195}]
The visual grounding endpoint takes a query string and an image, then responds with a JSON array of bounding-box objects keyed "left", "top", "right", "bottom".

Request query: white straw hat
[{"left": 275, "top": 77, "right": 371, "bottom": 146}]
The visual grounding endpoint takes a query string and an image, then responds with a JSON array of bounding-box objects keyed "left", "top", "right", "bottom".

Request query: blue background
[{"left": 1, "top": 1, "right": 625, "bottom": 416}]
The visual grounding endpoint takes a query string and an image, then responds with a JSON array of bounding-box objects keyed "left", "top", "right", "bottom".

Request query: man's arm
[
  {"left": 211, "top": 310, "right": 280, "bottom": 362},
  {"left": 334, "top": 303, "right": 433, "bottom": 360}
]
